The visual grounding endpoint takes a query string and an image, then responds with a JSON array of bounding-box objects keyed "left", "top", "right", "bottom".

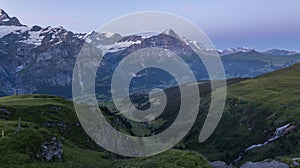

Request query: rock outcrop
[{"left": 240, "top": 160, "right": 289, "bottom": 168}]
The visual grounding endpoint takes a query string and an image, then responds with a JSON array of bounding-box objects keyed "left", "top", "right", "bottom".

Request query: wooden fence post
[{"left": 1, "top": 130, "right": 4, "bottom": 139}]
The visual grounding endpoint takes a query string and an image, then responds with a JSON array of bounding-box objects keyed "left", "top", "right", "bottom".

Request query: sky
[{"left": 0, "top": 0, "right": 299, "bottom": 51}]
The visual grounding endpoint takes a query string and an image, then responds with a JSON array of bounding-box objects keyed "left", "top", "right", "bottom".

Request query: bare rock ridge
[{"left": 0, "top": 9, "right": 23, "bottom": 26}]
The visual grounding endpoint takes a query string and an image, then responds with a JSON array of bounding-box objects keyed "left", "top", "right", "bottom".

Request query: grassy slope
[
  {"left": 0, "top": 95, "right": 98, "bottom": 149},
  {"left": 185, "top": 63, "right": 300, "bottom": 166},
  {"left": 228, "top": 62, "right": 300, "bottom": 166},
  {"left": 230, "top": 63, "right": 300, "bottom": 111},
  {"left": 2, "top": 62, "right": 300, "bottom": 167},
  {"left": 114, "top": 150, "right": 210, "bottom": 168},
  {"left": 0, "top": 95, "right": 210, "bottom": 167}
]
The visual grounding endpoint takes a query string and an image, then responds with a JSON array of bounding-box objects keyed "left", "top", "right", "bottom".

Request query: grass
[
  {"left": 0, "top": 94, "right": 211, "bottom": 167},
  {"left": 230, "top": 63, "right": 300, "bottom": 108},
  {"left": 0, "top": 94, "right": 97, "bottom": 150},
  {"left": 0, "top": 95, "right": 70, "bottom": 106},
  {"left": 3, "top": 62, "right": 300, "bottom": 167},
  {"left": 0, "top": 120, "right": 52, "bottom": 167},
  {"left": 114, "top": 149, "right": 211, "bottom": 168},
  {"left": 183, "top": 63, "right": 300, "bottom": 166}
]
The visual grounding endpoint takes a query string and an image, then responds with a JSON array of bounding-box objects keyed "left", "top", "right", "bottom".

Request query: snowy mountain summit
[
  {"left": 264, "top": 49, "right": 297, "bottom": 56},
  {"left": 161, "top": 28, "right": 181, "bottom": 39},
  {"left": 0, "top": 9, "right": 23, "bottom": 26},
  {"left": 218, "top": 47, "right": 255, "bottom": 56}
]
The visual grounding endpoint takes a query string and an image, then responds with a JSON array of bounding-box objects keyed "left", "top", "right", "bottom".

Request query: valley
[
  {"left": 0, "top": 8, "right": 300, "bottom": 168},
  {"left": 1, "top": 63, "right": 300, "bottom": 167}
]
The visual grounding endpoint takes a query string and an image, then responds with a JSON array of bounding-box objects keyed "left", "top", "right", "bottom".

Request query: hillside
[
  {"left": 184, "top": 63, "right": 300, "bottom": 167},
  {"left": 1, "top": 64, "right": 300, "bottom": 167},
  {"left": 230, "top": 62, "right": 300, "bottom": 110},
  {"left": 0, "top": 94, "right": 210, "bottom": 167}
]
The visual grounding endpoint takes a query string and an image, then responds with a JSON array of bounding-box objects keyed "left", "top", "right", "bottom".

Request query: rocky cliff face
[
  {"left": 0, "top": 9, "right": 208, "bottom": 98},
  {"left": 0, "top": 9, "right": 23, "bottom": 26},
  {"left": 240, "top": 160, "right": 289, "bottom": 168},
  {"left": 0, "top": 23, "right": 85, "bottom": 96}
]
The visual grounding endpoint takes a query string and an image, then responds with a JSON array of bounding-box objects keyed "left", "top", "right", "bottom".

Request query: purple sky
[{"left": 0, "top": 0, "right": 299, "bottom": 51}]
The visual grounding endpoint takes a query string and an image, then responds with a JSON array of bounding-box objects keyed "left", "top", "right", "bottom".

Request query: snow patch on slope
[
  {"left": 98, "top": 40, "right": 142, "bottom": 55},
  {"left": 103, "top": 32, "right": 115, "bottom": 38},
  {"left": 22, "top": 30, "right": 44, "bottom": 46},
  {"left": 16, "top": 65, "right": 24, "bottom": 73},
  {"left": 219, "top": 47, "right": 254, "bottom": 56},
  {"left": 0, "top": 25, "right": 29, "bottom": 38}
]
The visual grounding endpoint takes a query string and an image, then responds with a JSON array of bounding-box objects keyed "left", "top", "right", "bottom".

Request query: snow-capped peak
[
  {"left": 0, "top": 9, "right": 11, "bottom": 22},
  {"left": 162, "top": 28, "right": 175, "bottom": 35},
  {"left": 0, "top": 9, "right": 7, "bottom": 16},
  {"left": 161, "top": 28, "right": 180, "bottom": 39},
  {"left": 182, "top": 37, "right": 205, "bottom": 51},
  {"left": 264, "top": 49, "right": 297, "bottom": 56},
  {"left": 83, "top": 31, "right": 143, "bottom": 55},
  {"left": 0, "top": 9, "right": 23, "bottom": 26},
  {"left": 134, "top": 31, "right": 158, "bottom": 39},
  {"left": 102, "top": 32, "right": 115, "bottom": 38},
  {"left": 219, "top": 47, "right": 255, "bottom": 56}
]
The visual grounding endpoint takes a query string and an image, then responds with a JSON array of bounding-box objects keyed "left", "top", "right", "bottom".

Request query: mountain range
[
  {"left": 0, "top": 9, "right": 299, "bottom": 98},
  {"left": 218, "top": 47, "right": 297, "bottom": 56}
]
